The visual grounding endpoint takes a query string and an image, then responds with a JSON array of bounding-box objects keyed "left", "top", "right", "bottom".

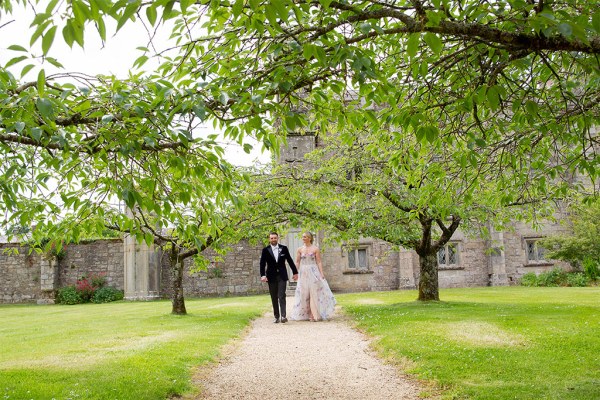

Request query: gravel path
[{"left": 195, "top": 301, "right": 422, "bottom": 400}]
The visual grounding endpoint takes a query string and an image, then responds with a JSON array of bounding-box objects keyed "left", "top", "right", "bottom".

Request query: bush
[
  {"left": 58, "top": 273, "right": 120, "bottom": 305},
  {"left": 582, "top": 258, "right": 600, "bottom": 281},
  {"left": 537, "top": 268, "right": 568, "bottom": 287},
  {"left": 75, "top": 276, "right": 96, "bottom": 302},
  {"left": 520, "top": 268, "right": 591, "bottom": 287},
  {"left": 520, "top": 272, "right": 539, "bottom": 287},
  {"left": 57, "top": 286, "right": 83, "bottom": 305},
  {"left": 566, "top": 273, "right": 589, "bottom": 287},
  {"left": 91, "top": 287, "right": 124, "bottom": 303}
]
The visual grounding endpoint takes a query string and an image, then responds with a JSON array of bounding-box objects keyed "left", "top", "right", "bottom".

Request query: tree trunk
[
  {"left": 415, "top": 215, "right": 440, "bottom": 301},
  {"left": 417, "top": 251, "right": 440, "bottom": 301},
  {"left": 170, "top": 254, "right": 187, "bottom": 315}
]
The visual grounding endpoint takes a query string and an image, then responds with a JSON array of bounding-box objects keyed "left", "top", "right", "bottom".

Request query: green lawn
[
  {"left": 337, "top": 286, "right": 600, "bottom": 400},
  {"left": 3, "top": 288, "right": 599, "bottom": 400},
  {"left": 0, "top": 296, "right": 267, "bottom": 400}
]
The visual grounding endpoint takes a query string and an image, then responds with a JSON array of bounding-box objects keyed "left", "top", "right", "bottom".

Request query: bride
[{"left": 290, "top": 232, "right": 336, "bottom": 321}]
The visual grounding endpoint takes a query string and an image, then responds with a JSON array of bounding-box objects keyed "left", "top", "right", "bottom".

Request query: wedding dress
[{"left": 290, "top": 252, "right": 336, "bottom": 321}]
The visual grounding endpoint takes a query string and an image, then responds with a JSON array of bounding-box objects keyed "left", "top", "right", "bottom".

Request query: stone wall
[
  {"left": 0, "top": 240, "right": 125, "bottom": 304},
  {"left": 0, "top": 244, "right": 43, "bottom": 303},
  {"left": 503, "top": 220, "right": 573, "bottom": 283},
  {"left": 59, "top": 239, "right": 124, "bottom": 289},
  {"left": 321, "top": 238, "right": 401, "bottom": 293},
  {"left": 0, "top": 218, "right": 578, "bottom": 304},
  {"left": 161, "top": 240, "right": 269, "bottom": 298},
  {"left": 438, "top": 231, "right": 491, "bottom": 288}
]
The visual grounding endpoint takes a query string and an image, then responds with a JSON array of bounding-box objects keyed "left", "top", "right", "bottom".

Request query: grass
[
  {"left": 0, "top": 296, "right": 267, "bottom": 400},
  {"left": 337, "top": 286, "right": 600, "bottom": 400}
]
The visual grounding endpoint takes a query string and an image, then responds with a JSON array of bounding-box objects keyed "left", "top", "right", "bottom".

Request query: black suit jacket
[{"left": 259, "top": 244, "right": 298, "bottom": 281}]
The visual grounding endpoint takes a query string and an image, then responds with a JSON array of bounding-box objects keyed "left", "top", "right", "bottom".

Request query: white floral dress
[{"left": 290, "top": 252, "right": 336, "bottom": 321}]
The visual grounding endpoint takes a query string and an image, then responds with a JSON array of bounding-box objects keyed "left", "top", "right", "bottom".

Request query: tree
[
  {"left": 1, "top": 3, "right": 259, "bottom": 313},
  {"left": 168, "top": 0, "right": 600, "bottom": 300},
  {"left": 2, "top": 1, "right": 599, "bottom": 300},
  {"left": 247, "top": 124, "right": 575, "bottom": 300},
  {"left": 540, "top": 196, "right": 600, "bottom": 281}
]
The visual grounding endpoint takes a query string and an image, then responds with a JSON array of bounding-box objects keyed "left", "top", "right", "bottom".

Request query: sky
[{"left": 0, "top": 4, "right": 271, "bottom": 167}]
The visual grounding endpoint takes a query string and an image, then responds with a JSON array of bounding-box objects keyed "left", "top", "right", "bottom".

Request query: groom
[{"left": 260, "top": 232, "right": 298, "bottom": 323}]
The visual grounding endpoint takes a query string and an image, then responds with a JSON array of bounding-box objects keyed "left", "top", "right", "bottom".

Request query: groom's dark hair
[{"left": 269, "top": 231, "right": 278, "bottom": 237}]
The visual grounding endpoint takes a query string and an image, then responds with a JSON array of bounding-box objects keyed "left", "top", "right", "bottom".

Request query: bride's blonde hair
[{"left": 303, "top": 231, "right": 314, "bottom": 244}]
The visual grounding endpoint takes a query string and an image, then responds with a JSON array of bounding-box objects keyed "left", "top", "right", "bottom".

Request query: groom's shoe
[
  {"left": 281, "top": 317, "right": 288, "bottom": 323},
  {"left": 273, "top": 318, "right": 280, "bottom": 323}
]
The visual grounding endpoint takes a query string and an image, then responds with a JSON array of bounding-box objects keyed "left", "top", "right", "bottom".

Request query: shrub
[
  {"left": 537, "top": 267, "right": 569, "bottom": 287},
  {"left": 582, "top": 258, "right": 600, "bottom": 281},
  {"left": 520, "top": 268, "right": 591, "bottom": 287},
  {"left": 520, "top": 272, "right": 539, "bottom": 287},
  {"left": 76, "top": 276, "right": 96, "bottom": 302},
  {"left": 90, "top": 273, "right": 107, "bottom": 288},
  {"left": 57, "top": 286, "right": 83, "bottom": 305},
  {"left": 92, "top": 287, "right": 124, "bottom": 303},
  {"left": 566, "top": 273, "right": 589, "bottom": 287}
]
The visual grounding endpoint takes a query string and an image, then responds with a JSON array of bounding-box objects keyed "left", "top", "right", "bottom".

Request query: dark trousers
[{"left": 268, "top": 277, "right": 287, "bottom": 319}]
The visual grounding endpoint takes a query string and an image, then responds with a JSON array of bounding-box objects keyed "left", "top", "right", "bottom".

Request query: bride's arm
[
  {"left": 295, "top": 248, "right": 302, "bottom": 269},
  {"left": 315, "top": 248, "right": 325, "bottom": 279}
]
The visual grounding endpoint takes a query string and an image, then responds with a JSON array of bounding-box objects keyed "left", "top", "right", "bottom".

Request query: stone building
[{"left": 275, "top": 133, "right": 574, "bottom": 293}]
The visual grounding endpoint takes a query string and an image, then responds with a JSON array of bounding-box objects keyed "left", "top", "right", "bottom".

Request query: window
[
  {"left": 348, "top": 248, "right": 368, "bottom": 269},
  {"left": 438, "top": 242, "right": 459, "bottom": 267},
  {"left": 526, "top": 239, "right": 546, "bottom": 264}
]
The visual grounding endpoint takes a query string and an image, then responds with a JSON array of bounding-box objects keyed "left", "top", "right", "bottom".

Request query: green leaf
[
  {"left": 36, "top": 97, "right": 54, "bottom": 119},
  {"left": 406, "top": 33, "right": 420, "bottom": 58},
  {"left": 14, "top": 122, "right": 25, "bottom": 133},
  {"left": 37, "top": 69, "right": 46, "bottom": 96},
  {"left": 265, "top": 4, "right": 279, "bottom": 27},
  {"left": 30, "top": 20, "right": 51, "bottom": 46},
  {"left": 425, "top": 125, "right": 439, "bottom": 143},
  {"left": 96, "top": 17, "right": 107, "bottom": 42},
  {"left": 30, "top": 127, "right": 42, "bottom": 142},
  {"left": 8, "top": 45, "right": 28, "bottom": 52},
  {"left": 117, "top": 2, "right": 139, "bottom": 32},
  {"left": 593, "top": 12, "right": 600, "bottom": 33},
  {"left": 21, "top": 64, "right": 35, "bottom": 78},
  {"left": 193, "top": 104, "right": 206, "bottom": 120},
  {"left": 557, "top": 23, "right": 573, "bottom": 38},
  {"left": 146, "top": 5, "right": 158, "bottom": 26},
  {"left": 525, "top": 100, "right": 539, "bottom": 115},
  {"left": 486, "top": 85, "right": 501, "bottom": 110},
  {"left": 5, "top": 55, "right": 28, "bottom": 68},
  {"left": 62, "top": 23, "right": 75, "bottom": 48},
  {"left": 42, "top": 25, "right": 57, "bottom": 55},
  {"left": 303, "top": 44, "right": 315, "bottom": 60},
  {"left": 423, "top": 32, "right": 443, "bottom": 54},
  {"left": 133, "top": 55, "right": 149, "bottom": 69},
  {"left": 232, "top": 0, "right": 244, "bottom": 17},
  {"left": 270, "top": 0, "right": 289, "bottom": 22},
  {"left": 415, "top": 126, "right": 426, "bottom": 143},
  {"left": 45, "top": 57, "right": 64, "bottom": 69},
  {"left": 219, "top": 92, "right": 230, "bottom": 106},
  {"left": 45, "top": 0, "right": 60, "bottom": 14}
]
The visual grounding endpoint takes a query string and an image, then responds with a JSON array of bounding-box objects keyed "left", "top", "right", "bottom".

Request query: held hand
[
  {"left": 260, "top": 276, "right": 268, "bottom": 282},
  {"left": 293, "top": 274, "right": 298, "bottom": 281}
]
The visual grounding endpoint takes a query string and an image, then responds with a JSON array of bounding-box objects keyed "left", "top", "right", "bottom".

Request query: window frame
[
  {"left": 524, "top": 237, "right": 549, "bottom": 265},
  {"left": 342, "top": 244, "right": 373, "bottom": 274},
  {"left": 437, "top": 241, "right": 461, "bottom": 270}
]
